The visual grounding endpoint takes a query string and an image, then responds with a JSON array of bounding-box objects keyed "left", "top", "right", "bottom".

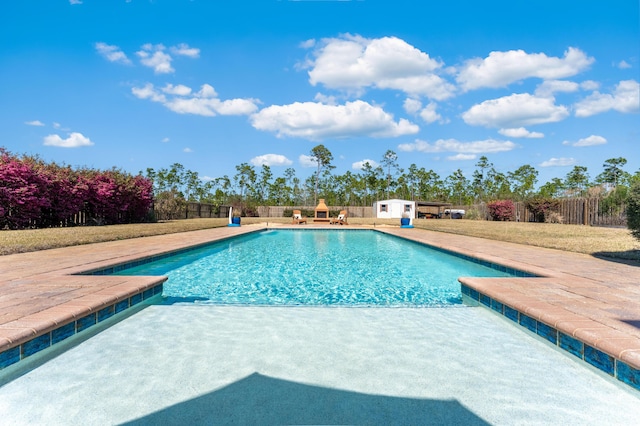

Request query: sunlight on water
[{"left": 115, "top": 230, "right": 513, "bottom": 306}]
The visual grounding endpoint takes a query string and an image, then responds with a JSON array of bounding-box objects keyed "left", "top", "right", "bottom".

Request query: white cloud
[
  {"left": 25, "top": 120, "right": 45, "bottom": 126},
  {"left": 69, "top": 0, "right": 82, "bottom": 4},
  {"left": 498, "top": 127, "right": 544, "bottom": 138},
  {"left": 162, "top": 84, "right": 193, "bottom": 96},
  {"left": 250, "top": 154, "right": 293, "bottom": 167},
  {"left": 403, "top": 98, "right": 422, "bottom": 114},
  {"left": 539, "top": 157, "right": 576, "bottom": 167},
  {"left": 403, "top": 98, "right": 444, "bottom": 124},
  {"left": 132, "top": 83, "right": 259, "bottom": 116},
  {"left": 171, "top": 43, "right": 200, "bottom": 58},
  {"left": 580, "top": 80, "right": 600, "bottom": 91},
  {"left": 299, "top": 154, "right": 316, "bottom": 168},
  {"left": 250, "top": 100, "right": 419, "bottom": 140},
  {"left": 137, "top": 44, "right": 174, "bottom": 74},
  {"left": 95, "top": 42, "right": 131, "bottom": 65},
  {"left": 574, "top": 80, "right": 640, "bottom": 117},
  {"left": 43, "top": 132, "right": 93, "bottom": 148},
  {"left": 563, "top": 135, "right": 607, "bottom": 147},
  {"left": 352, "top": 159, "right": 379, "bottom": 170},
  {"left": 398, "top": 138, "right": 516, "bottom": 154},
  {"left": 462, "top": 93, "right": 569, "bottom": 128},
  {"left": 304, "top": 35, "right": 455, "bottom": 100},
  {"left": 162, "top": 137, "right": 170, "bottom": 143},
  {"left": 617, "top": 60, "right": 632, "bottom": 69},
  {"left": 300, "top": 39, "right": 316, "bottom": 49},
  {"left": 447, "top": 153, "right": 476, "bottom": 161},
  {"left": 456, "top": 47, "right": 594, "bottom": 91},
  {"left": 183, "top": 147, "right": 193, "bottom": 153},
  {"left": 534, "top": 80, "right": 580, "bottom": 97}
]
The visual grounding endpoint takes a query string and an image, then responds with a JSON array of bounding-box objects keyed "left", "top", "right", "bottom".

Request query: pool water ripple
[{"left": 115, "top": 230, "right": 513, "bottom": 307}]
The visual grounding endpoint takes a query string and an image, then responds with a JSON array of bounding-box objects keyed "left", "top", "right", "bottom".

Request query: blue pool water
[{"left": 114, "top": 229, "right": 515, "bottom": 307}]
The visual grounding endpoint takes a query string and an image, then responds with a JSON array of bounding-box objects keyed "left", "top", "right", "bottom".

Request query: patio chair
[
  {"left": 292, "top": 210, "right": 307, "bottom": 224},
  {"left": 330, "top": 210, "right": 348, "bottom": 225}
]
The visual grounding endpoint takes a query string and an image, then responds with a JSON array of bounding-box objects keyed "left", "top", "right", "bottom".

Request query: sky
[{"left": 1, "top": 0, "right": 639, "bottom": 189}]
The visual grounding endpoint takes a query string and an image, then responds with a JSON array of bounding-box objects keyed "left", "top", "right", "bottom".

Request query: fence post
[{"left": 583, "top": 199, "right": 588, "bottom": 225}]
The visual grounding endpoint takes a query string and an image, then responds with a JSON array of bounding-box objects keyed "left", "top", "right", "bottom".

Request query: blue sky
[{"left": 2, "top": 0, "right": 639, "bottom": 188}]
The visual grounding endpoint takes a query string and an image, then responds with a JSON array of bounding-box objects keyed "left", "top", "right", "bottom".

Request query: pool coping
[
  {"left": 1, "top": 223, "right": 639, "bottom": 392},
  {"left": 375, "top": 227, "right": 640, "bottom": 392}
]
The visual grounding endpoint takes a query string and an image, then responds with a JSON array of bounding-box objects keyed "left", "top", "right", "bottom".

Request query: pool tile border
[
  {"left": 461, "top": 283, "right": 640, "bottom": 392},
  {"left": 0, "top": 284, "right": 163, "bottom": 371}
]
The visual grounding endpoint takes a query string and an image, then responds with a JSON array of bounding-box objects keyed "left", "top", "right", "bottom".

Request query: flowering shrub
[
  {"left": 487, "top": 199, "right": 515, "bottom": 221},
  {"left": 0, "top": 148, "right": 153, "bottom": 229}
]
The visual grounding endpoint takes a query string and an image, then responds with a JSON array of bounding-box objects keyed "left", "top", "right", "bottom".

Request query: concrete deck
[{"left": 1, "top": 224, "right": 639, "bottom": 383}]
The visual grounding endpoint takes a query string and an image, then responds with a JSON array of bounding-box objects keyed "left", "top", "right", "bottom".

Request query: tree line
[{"left": 144, "top": 145, "right": 640, "bottom": 214}]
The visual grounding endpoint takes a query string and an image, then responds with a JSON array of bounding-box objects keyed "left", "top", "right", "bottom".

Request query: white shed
[{"left": 373, "top": 199, "right": 416, "bottom": 219}]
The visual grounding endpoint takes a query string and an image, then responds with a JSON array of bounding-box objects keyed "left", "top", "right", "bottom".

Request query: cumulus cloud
[
  {"left": 304, "top": 35, "right": 455, "bottom": 100},
  {"left": 43, "top": 132, "right": 93, "bottom": 148},
  {"left": 132, "top": 83, "right": 259, "bottom": 116},
  {"left": 617, "top": 60, "right": 632, "bottom": 69},
  {"left": 299, "top": 154, "right": 317, "bottom": 168},
  {"left": 456, "top": 47, "right": 594, "bottom": 91},
  {"left": 95, "top": 42, "right": 131, "bottom": 65},
  {"left": 534, "top": 80, "right": 580, "bottom": 97},
  {"left": 250, "top": 154, "right": 293, "bottom": 167},
  {"left": 170, "top": 43, "right": 200, "bottom": 58},
  {"left": 137, "top": 44, "right": 174, "bottom": 74},
  {"left": 574, "top": 80, "right": 640, "bottom": 117},
  {"left": 25, "top": 120, "right": 45, "bottom": 126},
  {"left": 447, "top": 153, "right": 477, "bottom": 161},
  {"left": 462, "top": 93, "right": 569, "bottom": 128},
  {"left": 183, "top": 147, "right": 193, "bottom": 153},
  {"left": 498, "top": 127, "right": 544, "bottom": 138},
  {"left": 539, "top": 157, "right": 576, "bottom": 167},
  {"left": 398, "top": 138, "right": 516, "bottom": 154},
  {"left": 563, "top": 135, "right": 607, "bottom": 147},
  {"left": 352, "top": 159, "right": 379, "bottom": 170},
  {"left": 250, "top": 100, "right": 419, "bottom": 140},
  {"left": 403, "top": 98, "right": 444, "bottom": 124}
]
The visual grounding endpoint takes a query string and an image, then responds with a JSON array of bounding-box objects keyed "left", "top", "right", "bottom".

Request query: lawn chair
[
  {"left": 330, "top": 210, "right": 348, "bottom": 225},
  {"left": 292, "top": 210, "right": 307, "bottom": 224}
]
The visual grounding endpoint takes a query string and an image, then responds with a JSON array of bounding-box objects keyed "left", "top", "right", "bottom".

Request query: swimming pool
[{"left": 112, "top": 229, "right": 519, "bottom": 306}]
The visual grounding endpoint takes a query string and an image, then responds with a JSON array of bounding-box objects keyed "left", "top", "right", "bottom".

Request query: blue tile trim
[
  {"left": 115, "top": 299, "right": 129, "bottom": 313},
  {"left": 22, "top": 334, "right": 51, "bottom": 358},
  {"left": 77, "top": 313, "right": 97, "bottom": 333},
  {"left": 52, "top": 322, "right": 76, "bottom": 345},
  {"left": 0, "top": 283, "right": 162, "bottom": 372},
  {"left": 0, "top": 347, "right": 21, "bottom": 369},
  {"left": 584, "top": 345, "right": 615, "bottom": 376},
  {"left": 536, "top": 322, "right": 558, "bottom": 344},
  {"left": 465, "top": 284, "right": 639, "bottom": 393},
  {"left": 616, "top": 362, "right": 640, "bottom": 392},
  {"left": 504, "top": 305, "right": 519, "bottom": 322},
  {"left": 559, "top": 332, "right": 583, "bottom": 359},
  {"left": 98, "top": 305, "right": 115, "bottom": 322},
  {"left": 519, "top": 313, "right": 537, "bottom": 333}
]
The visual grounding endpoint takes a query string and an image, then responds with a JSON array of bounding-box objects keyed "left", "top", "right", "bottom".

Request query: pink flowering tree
[
  {"left": 487, "top": 199, "right": 515, "bottom": 221},
  {"left": 0, "top": 149, "right": 50, "bottom": 229},
  {"left": 0, "top": 148, "right": 154, "bottom": 228}
]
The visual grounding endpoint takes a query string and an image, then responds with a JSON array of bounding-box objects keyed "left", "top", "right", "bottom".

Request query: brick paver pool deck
[{"left": 1, "top": 223, "right": 639, "bottom": 389}]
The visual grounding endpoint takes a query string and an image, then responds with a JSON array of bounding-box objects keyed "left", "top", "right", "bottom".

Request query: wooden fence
[
  {"left": 162, "top": 198, "right": 627, "bottom": 227},
  {"left": 453, "top": 198, "right": 626, "bottom": 226}
]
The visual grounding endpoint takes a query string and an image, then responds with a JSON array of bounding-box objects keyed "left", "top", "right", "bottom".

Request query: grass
[{"left": 1, "top": 217, "right": 638, "bottom": 262}]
